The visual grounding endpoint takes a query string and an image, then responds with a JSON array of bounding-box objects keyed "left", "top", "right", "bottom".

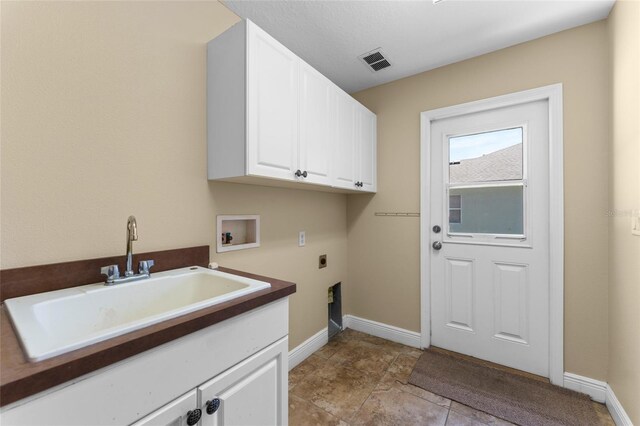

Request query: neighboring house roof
[{"left": 450, "top": 143, "right": 523, "bottom": 184}]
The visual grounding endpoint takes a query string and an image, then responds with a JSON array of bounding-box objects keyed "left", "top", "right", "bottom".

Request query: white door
[
  {"left": 247, "top": 22, "right": 299, "bottom": 181},
  {"left": 356, "top": 107, "right": 377, "bottom": 192},
  {"left": 131, "top": 390, "right": 199, "bottom": 426},
  {"left": 198, "top": 339, "right": 288, "bottom": 426},
  {"left": 299, "top": 62, "right": 334, "bottom": 185},
  {"left": 333, "top": 92, "right": 358, "bottom": 190},
  {"left": 429, "top": 100, "right": 550, "bottom": 377}
]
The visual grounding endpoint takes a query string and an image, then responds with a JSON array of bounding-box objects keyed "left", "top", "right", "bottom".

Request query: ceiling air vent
[{"left": 359, "top": 48, "right": 392, "bottom": 73}]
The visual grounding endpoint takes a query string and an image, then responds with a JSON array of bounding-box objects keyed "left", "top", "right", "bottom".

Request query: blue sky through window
[{"left": 449, "top": 127, "right": 522, "bottom": 163}]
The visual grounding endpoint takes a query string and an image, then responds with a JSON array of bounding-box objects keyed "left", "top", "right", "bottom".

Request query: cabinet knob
[
  {"left": 301, "top": 170, "right": 308, "bottom": 178},
  {"left": 294, "top": 170, "right": 302, "bottom": 177},
  {"left": 206, "top": 398, "right": 221, "bottom": 415},
  {"left": 186, "top": 409, "right": 202, "bottom": 426}
]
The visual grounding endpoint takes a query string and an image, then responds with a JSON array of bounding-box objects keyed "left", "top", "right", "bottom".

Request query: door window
[{"left": 447, "top": 127, "right": 526, "bottom": 237}]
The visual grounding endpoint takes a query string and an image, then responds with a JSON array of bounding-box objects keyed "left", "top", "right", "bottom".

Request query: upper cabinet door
[
  {"left": 247, "top": 22, "right": 299, "bottom": 181},
  {"left": 299, "top": 63, "right": 334, "bottom": 186},
  {"left": 357, "top": 107, "right": 377, "bottom": 192},
  {"left": 333, "top": 93, "right": 358, "bottom": 189}
]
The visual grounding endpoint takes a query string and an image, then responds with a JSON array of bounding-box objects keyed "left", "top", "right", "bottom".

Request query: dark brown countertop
[{"left": 0, "top": 266, "right": 296, "bottom": 407}]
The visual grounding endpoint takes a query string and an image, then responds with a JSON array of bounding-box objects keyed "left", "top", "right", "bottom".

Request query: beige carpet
[{"left": 408, "top": 349, "right": 600, "bottom": 426}]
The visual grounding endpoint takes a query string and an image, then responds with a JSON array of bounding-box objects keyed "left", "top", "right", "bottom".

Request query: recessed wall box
[{"left": 216, "top": 215, "right": 260, "bottom": 253}]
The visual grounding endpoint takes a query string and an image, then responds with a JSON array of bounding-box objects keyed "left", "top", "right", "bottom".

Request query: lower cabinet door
[
  {"left": 198, "top": 338, "right": 288, "bottom": 426},
  {"left": 131, "top": 389, "right": 199, "bottom": 426}
]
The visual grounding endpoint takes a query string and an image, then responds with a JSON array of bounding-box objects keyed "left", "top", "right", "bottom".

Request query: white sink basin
[{"left": 4, "top": 266, "right": 271, "bottom": 362}]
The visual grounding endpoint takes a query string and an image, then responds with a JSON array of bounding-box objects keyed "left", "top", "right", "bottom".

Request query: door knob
[
  {"left": 432, "top": 241, "right": 442, "bottom": 250},
  {"left": 432, "top": 225, "right": 441, "bottom": 233}
]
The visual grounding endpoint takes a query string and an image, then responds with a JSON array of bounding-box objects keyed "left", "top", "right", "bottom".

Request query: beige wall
[
  {"left": 350, "top": 22, "right": 611, "bottom": 380},
  {"left": 2, "top": 1, "right": 637, "bottom": 404},
  {"left": 607, "top": 1, "right": 640, "bottom": 423},
  {"left": 0, "top": 1, "right": 348, "bottom": 350}
]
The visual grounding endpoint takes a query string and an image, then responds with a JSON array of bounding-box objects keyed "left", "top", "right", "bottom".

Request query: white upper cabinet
[
  {"left": 333, "top": 93, "right": 358, "bottom": 189},
  {"left": 247, "top": 22, "right": 299, "bottom": 180},
  {"left": 333, "top": 95, "right": 377, "bottom": 192},
  {"left": 299, "top": 62, "right": 334, "bottom": 186},
  {"left": 207, "top": 19, "right": 376, "bottom": 193},
  {"left": 357, "top": 107, "right": 377, "bottom": 192}
]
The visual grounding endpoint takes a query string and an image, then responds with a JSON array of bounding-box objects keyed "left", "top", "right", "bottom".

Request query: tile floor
[{"left": 288, "top": 329, "right": 615, "bottom": 426}]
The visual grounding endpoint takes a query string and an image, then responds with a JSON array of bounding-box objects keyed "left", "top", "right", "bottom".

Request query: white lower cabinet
[
  {"left": 199, "top": 339, "right": 287, "bottom": 426},
  {"left": 133, "top": 390, "right": 199, "bottom": 426},
  {"left": 1, "top": 299, "right": 289, "bottom": 426},
  {"left": 133, "top": 338, "right": 287, "bottom": 426}
]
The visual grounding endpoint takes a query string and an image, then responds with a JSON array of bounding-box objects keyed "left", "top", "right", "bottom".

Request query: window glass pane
[
  {"left": 449, "top": 127, "right": 523, "bottom": 184},
  {"left": 449, "top": 194, "right": 461, "bottom": 209},
  {"left": 449, "top": 209, "right": 461, "bottom": 224},
  {"left": 449, "top": 186, "right": 524, "bottom": 235}
]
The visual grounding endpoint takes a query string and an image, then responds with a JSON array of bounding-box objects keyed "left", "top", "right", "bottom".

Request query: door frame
[{"left": 419, "top": 84, "right": 564, "bottom": 385}]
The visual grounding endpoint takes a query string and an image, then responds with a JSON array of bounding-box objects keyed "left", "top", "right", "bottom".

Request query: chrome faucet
[
  {"left": 100, "top": 215, "right": 154, "bottom": 285},
  {"left": 125, "top": 215, "right": 138, "bottom": 277}
]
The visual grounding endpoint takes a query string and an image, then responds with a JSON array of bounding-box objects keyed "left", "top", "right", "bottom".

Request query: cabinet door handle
[
  {"left": 301, "top": 170, "right": 308, "bottom": 178},
  {"left": 186, "top": 409, "right": 202, "bottom": 426},
  {"left": 294, "top": 170, "right": 302, "bottom": 177},
  {"left": 206, "top": 398, "right": 221, "bottom": 415}
]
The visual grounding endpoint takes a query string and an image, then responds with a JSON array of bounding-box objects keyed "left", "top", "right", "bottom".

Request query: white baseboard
[
  {"left": 288, "top": 327, "right": 327, "bottom": 371},
  {"left": 288, "top": 315, "right": 420, "bottom": 372},
  {"left": 342, "top": 314, "right": 421, "bottom": 348},
  {"left": 563, "top": 372, "right": 606, "bottom": 403},
  {"left": 560, "top": 373, "right": 634, "bottom": 425},
  {"left": 606, "top": 384, "right": 633, "bottom": 426}
]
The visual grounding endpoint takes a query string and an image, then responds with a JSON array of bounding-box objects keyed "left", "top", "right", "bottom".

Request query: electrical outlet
[
  {"left": 319, "top": 254, "right": 327, "bottom": 269},
  {"left": 299, "top": 231, "right": 306, "bottom": 247}
]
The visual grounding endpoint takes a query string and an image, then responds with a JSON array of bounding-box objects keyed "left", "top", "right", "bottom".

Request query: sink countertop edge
[{"left": 0, "top": 267, "right": 296, "bottom": 408}]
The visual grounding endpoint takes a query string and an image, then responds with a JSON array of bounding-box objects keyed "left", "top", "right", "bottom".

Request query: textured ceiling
[{"left": 223, "top": 0, "right": 615, "bottom": 93}]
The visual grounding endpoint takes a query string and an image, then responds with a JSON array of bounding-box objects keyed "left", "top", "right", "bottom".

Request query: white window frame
[{"left": 444, "top": 123, "right": 531, "bottom": 247}]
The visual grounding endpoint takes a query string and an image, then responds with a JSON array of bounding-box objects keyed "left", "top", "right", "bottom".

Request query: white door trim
[{"left": 419, "top": 84, "right": 564, "bottom": 385}]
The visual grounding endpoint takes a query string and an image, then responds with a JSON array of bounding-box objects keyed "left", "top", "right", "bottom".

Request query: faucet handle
[
  {"left": 139, "top": 259, "right": 155, "bottom": 275},
  {"left": 100, "top": 264, "right": 120, "bottom": 283}
]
